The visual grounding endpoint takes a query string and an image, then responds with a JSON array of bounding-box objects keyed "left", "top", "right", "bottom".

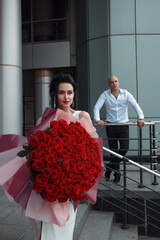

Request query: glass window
[
  {"left": 33, "top": 0, "right": 68, "bottom": 21},
  {"left": 22, "top": 0, "right": 31, "bottom": 22},
  {"left": 33, "top": 20, "right": 69, "bottom": 42},
  {"left": 22, "top": 0, "right": 69, "bottom": 43},
  {"left": 22, "top": 23, "right": 31, "bottom": 43}
]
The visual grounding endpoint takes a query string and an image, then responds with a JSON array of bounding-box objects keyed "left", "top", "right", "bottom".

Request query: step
[
  {"left": 73, "top": 202, "right": 92, "bottom": 240},
  {"left": 77, "top": 211, "right": 114, "bottom": 240},
  {"left": 111, "top": 223, "right": 138, "bottom": 240},
  {"left": 139, "top": 236, "right": 160, "bottom": 240}
]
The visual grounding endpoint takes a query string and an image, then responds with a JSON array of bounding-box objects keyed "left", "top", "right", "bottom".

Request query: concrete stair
[
  {"left": 74, "top": 204, "right": 160, "bottom": 240},
  {"left": 111, "top": 224, "right": 138, "bottom": 240},
  {"left": 73, "top": 163, "right": 160, "bottom": 240},
  {"left": 73, "top": 203, "right": 92, "bottom": 240},
  {"left": 76, "top": 211, "right": 113, "bottom": 240},
  {"left": 74, "top": 206, "right": 138, "bottom": 240}
]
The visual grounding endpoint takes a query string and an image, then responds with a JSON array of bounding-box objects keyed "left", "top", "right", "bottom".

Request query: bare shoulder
[
  {"left": 79, "top": 111, "right": 92, "bottom": 125},
  {"left": 79, "top": 111, "right": 90, "bottom": 118},
  {"left": 36, "top": 116, "right": 42, "bottom": 126}
]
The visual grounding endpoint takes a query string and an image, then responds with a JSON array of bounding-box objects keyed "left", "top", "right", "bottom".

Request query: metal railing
[
  {"left": 94, "top": 121, "right": 159, "bottom": 185},
  {"left": 94, "top": 121, "right": 160, "bottom": 237},
  {"left": 99, "top": 147, "right": 160, "bottom": 236}
]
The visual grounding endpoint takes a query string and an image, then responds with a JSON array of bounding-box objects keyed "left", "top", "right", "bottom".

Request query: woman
[
  {"left": 37, "top": 73, "right": 93, "bottom": 240},
  {"left": 0, "top": 73, "right": 102, "bottom": 240},
  {"left": 36, "top": 73, "right": 92, "bottom": 126}
]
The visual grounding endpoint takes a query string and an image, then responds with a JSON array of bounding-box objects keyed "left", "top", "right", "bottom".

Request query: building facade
[{"left": 0, "top": 0, "right": 160, "bottom": 138}]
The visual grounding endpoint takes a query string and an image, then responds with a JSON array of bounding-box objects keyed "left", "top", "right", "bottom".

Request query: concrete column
[
  {"left": 0, "top": 0, "right": 22, "bottom": 134},
  {"left": 34, "top": 69, "right": 55, "bottom": 121}
]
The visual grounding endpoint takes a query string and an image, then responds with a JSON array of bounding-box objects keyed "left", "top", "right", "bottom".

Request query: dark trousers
[{"left": 105, "top": 125, "right": 129, "bottom": 173}]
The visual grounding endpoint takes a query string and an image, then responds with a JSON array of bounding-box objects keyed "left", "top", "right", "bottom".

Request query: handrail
[
  {"left": 93, "top": 121, "right": 155, "bottom": 126},
  {"left": 103, "top": 146, "right": 160, "bottom": 178}
]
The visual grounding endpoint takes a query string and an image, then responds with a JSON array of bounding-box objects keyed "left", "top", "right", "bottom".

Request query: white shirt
[{"left": 93, "top": 89, "right": 144, "bottom": 123}]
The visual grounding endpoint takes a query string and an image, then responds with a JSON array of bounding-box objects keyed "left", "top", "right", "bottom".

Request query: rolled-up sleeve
[
  {"left": 93, "top": 92, "right": 106, "bottom": 122},
  {"left": 127, "top": 92, "right": 144, "bottom": 119}
]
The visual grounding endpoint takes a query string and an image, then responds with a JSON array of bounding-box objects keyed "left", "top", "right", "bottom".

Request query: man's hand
[
  {"left": 133, "top": 119, "right": 145, "bottom": 128},
  {"left": 96, "top": 120, "right": 105, "bottom": 127}
]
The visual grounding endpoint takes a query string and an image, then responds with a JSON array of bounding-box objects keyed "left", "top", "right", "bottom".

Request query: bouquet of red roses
[
  {"left": 0, "top": 108, "right": 103, "bottom": 227},
  {"left": 18, "top": 119, "right": 102, "bottom": 203}
]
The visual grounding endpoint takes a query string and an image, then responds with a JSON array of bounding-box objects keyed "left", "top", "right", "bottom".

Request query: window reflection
[
  {"left": 33, "top": 20, "right": 69, "bottom": 42},
  {"left": 22, "top": 0, "right": 69, "bottom": 43}
]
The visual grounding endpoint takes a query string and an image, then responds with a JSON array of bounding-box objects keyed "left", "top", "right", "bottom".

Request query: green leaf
[
  {"left": 45, "top": 128, "right": 50, "bottom": 134},
  {"left": 81, "top": 198, "right": 89, "bottom": 205},
  {"left": 59, "top": 159, "right": 64, "bottom": 163},
  {"left": 23, "top": 145, "right": 29, "bottom": 151},
  {"left": 17, "top": 150, "right": 27, "bottom": 158},
  {"left": 26, "top": 154, "right": 30, "bottom": 160}
]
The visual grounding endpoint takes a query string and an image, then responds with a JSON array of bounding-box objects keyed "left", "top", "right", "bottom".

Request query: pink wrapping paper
[{"left": 0, "top": 108, "right": 103, "bottom": 226}]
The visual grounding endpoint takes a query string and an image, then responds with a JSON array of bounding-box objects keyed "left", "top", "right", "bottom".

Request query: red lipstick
[{"left": 63, "top": 101, "right": 69, "bottom": 104}]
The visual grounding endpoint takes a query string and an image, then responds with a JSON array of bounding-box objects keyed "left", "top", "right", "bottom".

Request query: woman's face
[{"left": 57, "top": 82, "right": 74, "bottom": 109}]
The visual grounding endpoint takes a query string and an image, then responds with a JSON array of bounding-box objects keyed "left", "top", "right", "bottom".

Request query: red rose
[
  {"left": 33, "top": 182, "right": 43, "bottom": 193},
  {"left": 36, "top": 174, "right": 48, "bottom": 187},
  {"left": 29, "top": 150, "right": 38, "bottom": 161},
  {"left": 59, "top": 196, "right": 69, "bottom": 203},
  {"left": 54, "top": 187, "right": 65, "bottom": 199},
  {"left": 37, "top": 151, "right": 47, "bottom": 162},
  {"left": 72, "top": 193, "right": 86, "bottom": 202},
  {"left": 72, "top": 183, "right": 81, "bottom": 195},
  {"left": 46, "top": 154, "right": 57, "bottom": 164},
  {"left": 53, "top": 174, "right": 62, "bottom": 185},
  {"left": 50, "top": 120, "right": 60, "bottom": 128},
  {"left": 44, "top": 192, "right": 57, "bottom": 202},
  {"left": 65, "top": 143, "right": 74, "bottom": 152},
  {"left": 37, "top": 142, "right": 48, "bottom": 152},
  {"left": 59, "top": 119, "right": 68, "bottom": 128},
  {"left": 55, "top": 144, "right": 64, "bottom": 154},
  {"left": 44, "top": 183, "right": 55, "bottom": 193},
  {"left": 32, "top": 160, "right": 45, "bottom": 171},
  {"left": 29, "top": 136, "right": 39, "bottom": 148},
  {"left": 43, "top": 168, "right": 56, "bottom": 178},
  {"left": 49, "top": 128, "right": 57, "bottom": 136},
  {"left": 64, "top": 184, "right": 72, "bottom": 195},
  {"left": 35, "top": 130, "right": 46, "bottom": 141},
  {"left": 62, "top": 160, "right": 70, "bottom": 171},
  {"left": 44, "top": 134, "right": 53, "bottom": 143},
  {"left": 53, "top": 136, "right": 63, "bottom": 145}
]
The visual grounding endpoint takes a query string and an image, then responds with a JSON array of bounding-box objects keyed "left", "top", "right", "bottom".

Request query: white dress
[{"left": 41, "top": 111, "right": 81, "bottom": 240}]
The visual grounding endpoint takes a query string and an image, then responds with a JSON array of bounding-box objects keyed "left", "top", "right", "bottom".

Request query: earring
[{"left": 53, "top": 98, "right": 56, "bottom": 108}]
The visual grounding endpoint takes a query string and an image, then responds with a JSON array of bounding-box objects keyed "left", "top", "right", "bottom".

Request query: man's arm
[
  {"left": 127, "top": 92, "right": 145, "bottom": 128},
  {"left": 93, "top": 92, "right": 106, "bottom": 127}
]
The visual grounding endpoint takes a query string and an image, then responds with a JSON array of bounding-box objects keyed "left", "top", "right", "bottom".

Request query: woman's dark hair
[{"left": 49, "top": 72, "right": 77, "bottom": 108}]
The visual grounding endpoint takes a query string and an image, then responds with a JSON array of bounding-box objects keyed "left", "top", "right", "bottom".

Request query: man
[{"left": 93, "top": 75, "right": 145, "bottom": 183}]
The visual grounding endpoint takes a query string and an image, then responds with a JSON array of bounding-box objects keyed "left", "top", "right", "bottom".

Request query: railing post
[
  {"left": 149, "top": 125, "right": 152, "bottom": 170},
  {"left": 138, "top": 128, "right": 144, "bottom": 188},
  {"left": 151, "top": 124, "right": 159, "bottom": 185},
  {"left": 121, "top": 157, "right": 129, "bottom": 229}
]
